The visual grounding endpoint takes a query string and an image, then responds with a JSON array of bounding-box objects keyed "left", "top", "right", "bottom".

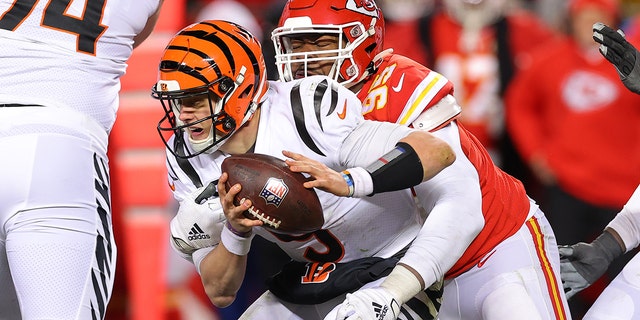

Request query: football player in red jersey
[{"left": 271, "top": 1, "right": 570, "bottom": 319}]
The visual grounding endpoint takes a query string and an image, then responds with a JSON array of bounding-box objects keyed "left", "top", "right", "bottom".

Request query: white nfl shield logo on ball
[{"left": 260, "top": 177, "right": 289, "bottom": 207}]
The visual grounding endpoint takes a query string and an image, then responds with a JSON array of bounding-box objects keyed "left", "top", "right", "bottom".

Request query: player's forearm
[
  {"left": 399, "top": 131, "right": 456, "bottom": 181},
  {"left": 199, "top": 245, "right": 249, "bottom": 307}
]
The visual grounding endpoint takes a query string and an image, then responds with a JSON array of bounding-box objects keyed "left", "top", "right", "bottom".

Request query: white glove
[
  {"left": 170, "top": 181, "right": 226, "bottom": 263},
  {"left": 330, "top": 287, "right": 400, "bottom": 320}
]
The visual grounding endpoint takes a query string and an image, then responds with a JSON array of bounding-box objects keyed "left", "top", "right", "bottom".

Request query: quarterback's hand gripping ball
[{"left": 221, "top": 153, "right": 324, "bottom": 234}]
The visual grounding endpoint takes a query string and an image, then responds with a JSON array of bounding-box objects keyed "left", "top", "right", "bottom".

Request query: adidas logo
[
  {"left": 372, "top": 302, "right": 388, "bottom": 320},
  {"left": 187, "top": 223, "right": 211, "bottom": 241}
]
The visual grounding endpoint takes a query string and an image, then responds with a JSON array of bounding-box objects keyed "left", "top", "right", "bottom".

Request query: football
[{"left": 221, "top": 153, "right": 324, "bottom": 233}]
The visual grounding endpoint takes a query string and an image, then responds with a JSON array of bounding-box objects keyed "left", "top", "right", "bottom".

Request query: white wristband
[
  {"left": 606, "top": 185, "right": 640, "bottom": 252},
  {"left": 343, "top": 167, "right": 373, "bottom": 197},
  {"left": 221, "top": 224, "right": 254, "bottom": 256},
  {"left": 607, "top": 206, "right": 640, "bottom": 253}
]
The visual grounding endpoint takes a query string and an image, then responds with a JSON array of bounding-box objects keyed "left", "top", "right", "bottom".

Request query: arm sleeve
[
  {"left": 396, "top": 124, "right": 485, "bottom": 287},
  {"left": 607, "top": 184, "right": 640, "bottom": 252},
  {"left": 339, "top": 119, "right": 414, "bottom": 168}
]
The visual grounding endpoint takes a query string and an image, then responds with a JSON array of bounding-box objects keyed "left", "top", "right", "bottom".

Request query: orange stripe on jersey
[
  {"left": 526, "top": 217, "right": 568, "bottom": 320},
  {"left": 399, "top": 73, "right": 443, "bottom": 125}
]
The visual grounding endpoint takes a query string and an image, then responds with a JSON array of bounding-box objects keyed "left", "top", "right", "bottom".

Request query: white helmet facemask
[{"left": 272, "top": 17, "right": 372, "bottom": 87}]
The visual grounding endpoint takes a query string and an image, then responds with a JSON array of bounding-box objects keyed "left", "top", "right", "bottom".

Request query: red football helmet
[
  {"left": 272, "top": 0, "right": 384, "bottom": 87},
  {"left": 152, "top": 20, "right": 268, "bottom": 159}
]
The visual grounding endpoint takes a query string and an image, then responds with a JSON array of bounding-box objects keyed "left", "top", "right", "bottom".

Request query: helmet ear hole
[
  {"left": 239, "top": 84, "right": 253, "bottom": 98},
  {"left": 218, "top": 77, "right": 235, "bottom": 93}
]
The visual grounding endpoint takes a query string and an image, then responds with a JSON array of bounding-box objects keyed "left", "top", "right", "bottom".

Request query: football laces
[{"left": 246, "top": 205, "right": 282, "bottom": 229}]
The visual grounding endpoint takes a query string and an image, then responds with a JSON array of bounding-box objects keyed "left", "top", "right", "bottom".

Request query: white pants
[
  {"left": 439, "top": 208, "right": 571, "bottom": 320},
  {"left": 0, "top": 107, "right": 115, "bottom": 320},
  {"left": 583, "top": 252, "right": 640, "bottom": 320}
]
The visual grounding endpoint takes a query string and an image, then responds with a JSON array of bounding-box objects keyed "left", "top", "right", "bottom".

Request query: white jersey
[
  {"left": 0, "top": 0, "right": 161, "bottom": 131},
  {"left": 167, "top": 76, "right": 422, "bottom": 262}
]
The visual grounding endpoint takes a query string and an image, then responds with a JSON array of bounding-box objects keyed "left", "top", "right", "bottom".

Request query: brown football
[{"left": 221, "top": 153, "right": 324, "bottom": 233}]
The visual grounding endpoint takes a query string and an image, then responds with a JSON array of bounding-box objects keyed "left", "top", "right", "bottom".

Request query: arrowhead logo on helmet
[{"left": 346, "top": 0, "right": 379, "bottom": 17}]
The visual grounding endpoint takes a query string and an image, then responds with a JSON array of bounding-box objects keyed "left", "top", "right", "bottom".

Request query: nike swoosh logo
[
  {"left": 392, "top": 73, "right": 405, "bottom": 92},
  {"left": 477, "top": 250, "right": 496, "bottom": 268},
  {"left": 337, "top": 101, "right": 347, "bottom": 119}
]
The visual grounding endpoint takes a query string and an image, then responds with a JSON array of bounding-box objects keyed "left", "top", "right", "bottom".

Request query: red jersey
[{"left": 358, "top": 53, "right": 531, "bottom": 278}]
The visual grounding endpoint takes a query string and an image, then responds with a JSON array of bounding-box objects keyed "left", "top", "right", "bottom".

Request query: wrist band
[
  {"left": 225, "top": 221, "right": 252, "bottom": 238},
  {"left": 343, "top": 166, "right": 374, "bottom": 197},
  {"left": 341, "top": 171, "right": 355, "bottom": 197},
  {"left": 221, "top": 223, "right": 254, "bottom": 256}
]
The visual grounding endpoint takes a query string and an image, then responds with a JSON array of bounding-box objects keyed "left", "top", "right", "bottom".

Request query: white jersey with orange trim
[
  {"left": 0, "top": 0, "right": 161, "bottom": 131},
  {"left": 167, "top": 76, "right": 423, "bottom": 263}
]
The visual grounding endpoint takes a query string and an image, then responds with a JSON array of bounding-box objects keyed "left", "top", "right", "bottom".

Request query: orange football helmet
[
  {"left": 152, "top": 20, "right": 268, "bottom": 158},
  {"left": 271, "top": 0, "right": 384, "bottom": 87}
]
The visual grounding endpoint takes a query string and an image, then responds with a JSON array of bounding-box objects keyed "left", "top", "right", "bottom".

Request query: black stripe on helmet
[
  {"left": 181, "top": 27, "right": 236, "bottom": 73},
  {"left": 207, "top": 21, "right": 262, "bottom": 97}
]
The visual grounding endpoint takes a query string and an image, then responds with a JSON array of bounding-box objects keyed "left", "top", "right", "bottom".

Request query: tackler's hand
[{"left": 283, "top": 150, "right": 351, "bottom": 197}]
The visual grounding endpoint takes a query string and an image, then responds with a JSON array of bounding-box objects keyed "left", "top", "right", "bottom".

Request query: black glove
[
  {"left": 558, "top": 230, "right": 624, "bottom": 299},
  {"left": 593, "top": 22, "right": 640, "bottom": 94}
]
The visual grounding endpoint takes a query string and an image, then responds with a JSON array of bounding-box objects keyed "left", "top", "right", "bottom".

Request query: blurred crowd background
[{"left": 108, "top": 0, "right": 640, "bottom": 319}]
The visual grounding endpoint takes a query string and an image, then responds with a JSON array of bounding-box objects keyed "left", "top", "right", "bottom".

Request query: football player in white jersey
[
  {"left": 0, "top": 1, "right": 162, "bottom": 319},
  {"left": 271, "top": 1, "right": 570, "bottom": 319},
  {"left": 153, "top": 20, "right": 456, "bottom": 319},
  {"left": 557, "top": 22, "right": 640, "bottom": 320}
]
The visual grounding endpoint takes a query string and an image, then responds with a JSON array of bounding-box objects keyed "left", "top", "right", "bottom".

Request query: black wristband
[{"left": 365, "top": 142, "right": 424, "bottom": 195}]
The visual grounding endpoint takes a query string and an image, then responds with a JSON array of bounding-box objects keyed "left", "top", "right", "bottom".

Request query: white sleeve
[
  {"left": 397, "top": 123, "right": 485, "bottom": 287},
  {"left": 339, "top": 120, "right": 414, "bottom": 168},
  {"left": 607, "top": 184, "right": 640, "bottom": 252}
]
